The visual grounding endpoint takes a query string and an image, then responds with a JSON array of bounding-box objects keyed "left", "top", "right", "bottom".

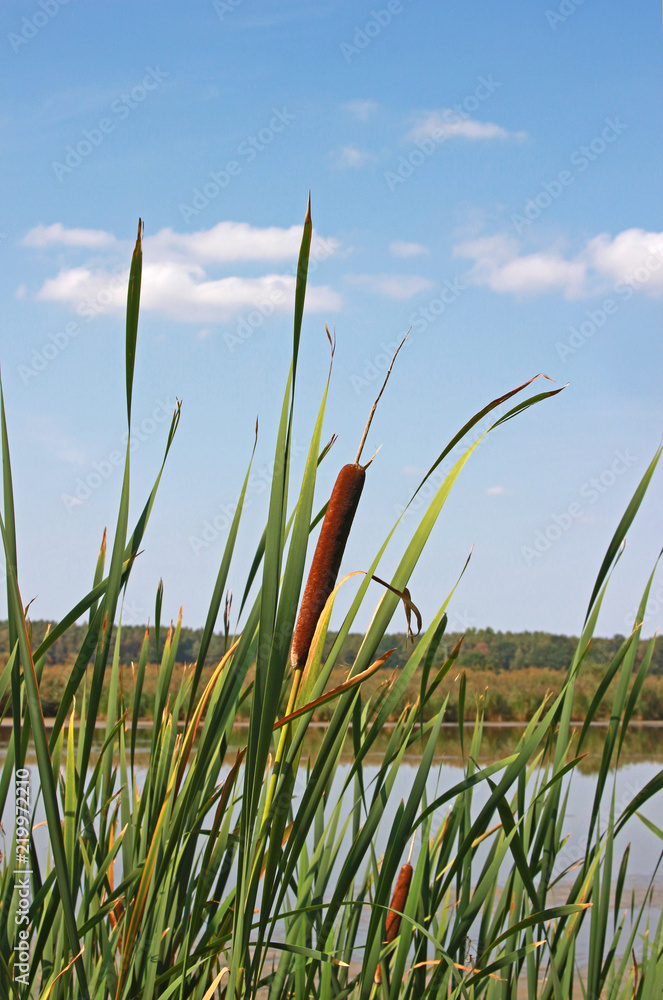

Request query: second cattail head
[{"left": 375, "top": 862, "right": 414, "bottom": 984}]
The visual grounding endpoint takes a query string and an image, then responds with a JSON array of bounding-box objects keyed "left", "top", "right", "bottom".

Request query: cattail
[
  {"left": 290, "top": 462, "right": 366, "bottom": 668},
  {"left": 290, "top": 330, "right": 409, "bottom": 671},
  {"left": 385, "top": 863, "right": 413, "bottom": 940},
  {"left": 375, "top": 863, "right": 414, "bottom": 984}
]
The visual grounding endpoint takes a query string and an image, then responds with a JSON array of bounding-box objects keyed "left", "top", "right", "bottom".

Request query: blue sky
[{"left": 0, "top": 0, "right": 662, "bottom": 639}]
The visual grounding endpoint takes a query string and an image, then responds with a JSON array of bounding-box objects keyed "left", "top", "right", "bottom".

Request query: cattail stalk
[
  {"left": 260, "top": 333, "right": 408, "bottom": 836},
  {"left": 290, "top": 329, "right": 409, "bottom": 676}
]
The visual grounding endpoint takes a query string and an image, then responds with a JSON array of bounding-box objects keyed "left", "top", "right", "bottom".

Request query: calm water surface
[{"left": 3, "top": 723, "right": 662, "bottom": 970}]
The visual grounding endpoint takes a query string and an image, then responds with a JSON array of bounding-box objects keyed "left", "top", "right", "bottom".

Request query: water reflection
[{"left": 3, "top": 721, "right": 663, "bottom": 771}]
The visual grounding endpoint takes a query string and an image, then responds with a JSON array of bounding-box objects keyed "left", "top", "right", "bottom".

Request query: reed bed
[{"left": 1, "top": 206, "right": 662, "bottom": 999}]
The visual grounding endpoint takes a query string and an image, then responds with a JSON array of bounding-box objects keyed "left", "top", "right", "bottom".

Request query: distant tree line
[{"left": 1, "top": 621, "right": 660, "bottom": 675}]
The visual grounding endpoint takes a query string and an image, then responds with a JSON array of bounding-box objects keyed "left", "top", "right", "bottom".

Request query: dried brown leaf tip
[
  {"left": 319, "top": 433, "right": 338, "bottom": 464},
  {"left": 223, "top": 590, "right": 233, "bottom": 648},
  {"left": 375, "top": 863, "right": 414, "bottom": 984},
  {"left": 132, "top": 218, "right": 143, "bottom": 256},
  {"left": 371, "top": 576, "right": 422, "bottom": 641},
  {"left": 325, "top": 322, "right": 336, "bottom": 357}
]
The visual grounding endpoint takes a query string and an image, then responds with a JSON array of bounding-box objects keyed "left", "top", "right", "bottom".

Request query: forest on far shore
[
  {"left": 1, "top": 619, "right": 661, "bottom": 675},
  {"left": 2, "top": 621, "right": 662, "bottom": 723}
]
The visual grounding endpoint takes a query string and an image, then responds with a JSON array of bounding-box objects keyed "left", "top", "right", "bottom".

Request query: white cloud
[
  {"left": 455, "top": 228, "right": 663, "bottom": 299},
  {"left": 38, "top": 264, "right": 340, "bottom": 322},
  {"left": 582, "top": 228, "right": 663, "bottom": 290},
  {"left": 348, "top": 273, "right": 434, "bottom": 299},
  {"left": 26, "top": 221, "right": 342, "bottom": 322},
  {"left": 486, "top": 486, "right": 511, "bottom": 496},
  {"left": 389, "top": 241, "right": 429, "bottom": 258},
  {"left": 38, "top": 266, "right": 127, "bottom": 309},
  {"left": 144, "top": 221, "right": 338, "bottom": 264},
  {"left": 408, "top": 110, "right": 526, "bottom": 144},
  {"left": 456, "top": 235, "right": 587, "bottom": 298},
  {"left": 23, "top": 223, "right": 116, "bottom": 249},
  {"left": 343, "top": 99, "right": 379, "bottom": 121},
  {"left": 332, "top": 145, "right": 375, "bottom": 169}
]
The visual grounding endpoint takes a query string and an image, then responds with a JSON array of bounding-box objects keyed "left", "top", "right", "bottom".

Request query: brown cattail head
[
  {"left": 385, "top": 863, "right": 413, "bottom": 942},
  {"left": 375, "top": 863, "right": 414, "bottom": 983},
  {"left": 290, "top": 462, "right": 365, "bottom": 669}
]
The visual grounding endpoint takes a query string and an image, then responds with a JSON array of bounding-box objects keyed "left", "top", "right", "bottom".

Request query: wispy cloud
[
  {"left": 27, "top": 415, "right": 87, "bottom": 466},
  {"left": 408, "top": 110, "right": 526, "bottom": 144},
  {"left": 25, "top": 220, "right": 337, "bottom": 262},
  {"left": 37, "top": 266, "right": 341, "bottom": 323},
  {"left": 455, "top": 228, "right": 663, "bottom": 298},
  {"left": 455, "top": 235, "right": 587, "bottom": 298},
  {"left": 347, "top": 273, "right": 434, "bottom": 299},
  {"left": 23, "top": 223, "right": 117, "bottom": 249},
  {"left": 389, "top": 241, "right": 429, "bottom": 258},
  {"left": 332, "top": 145, "right": 375, "bottom": 169},
  {"left": 145, "top": 221, "right": 337, "bottom": 263},
  {"left": 38, "top": 85, "right": 125, "bottom": 126},
  {"left": 342, "top": 98, "right": 379, "bottom": 121},
  {"left": 25, "top": 221, "right": 342, "bottom": 322}
]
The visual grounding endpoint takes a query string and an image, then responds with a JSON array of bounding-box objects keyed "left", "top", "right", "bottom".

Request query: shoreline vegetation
[
  {"left": 3, "top": 621, "right": 662, "bottom": 723},
  {"left": 4, "top": 718, "right": 663, "bottom": 777}
]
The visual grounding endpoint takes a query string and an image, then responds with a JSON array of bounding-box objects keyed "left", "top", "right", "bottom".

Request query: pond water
[{"left": 3, "top": 723, "right": 662, "bottom": 973}]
